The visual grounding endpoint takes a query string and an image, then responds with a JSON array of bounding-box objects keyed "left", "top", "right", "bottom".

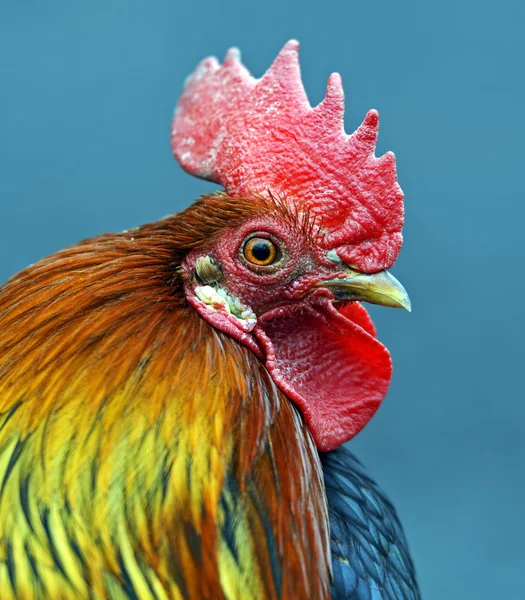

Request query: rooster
[{"left": 0, "top": 41, "right": 419, "bottom": 599}]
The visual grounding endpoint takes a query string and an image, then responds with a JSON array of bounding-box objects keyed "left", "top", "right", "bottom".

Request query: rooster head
[{"left": 172, "top": 41, "right": 410, "bottom": 452}]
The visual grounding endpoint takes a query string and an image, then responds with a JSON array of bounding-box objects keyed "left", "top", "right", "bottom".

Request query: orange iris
[{"left": 243, "top": 237, "right": 278, "bottom": 266}]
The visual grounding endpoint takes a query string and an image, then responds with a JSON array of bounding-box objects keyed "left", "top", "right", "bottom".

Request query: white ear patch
[{"left": 194, "top": 285, "right": 257, "bottom": 327}]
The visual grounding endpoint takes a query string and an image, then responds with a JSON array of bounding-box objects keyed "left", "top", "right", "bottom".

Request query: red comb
[{"left": 172, "top": 40, "right": 404, "bottom": 272}]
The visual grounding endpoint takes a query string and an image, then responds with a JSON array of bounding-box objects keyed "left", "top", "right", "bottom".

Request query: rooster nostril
[{"left": 326, "top": 250, "right": 342, "bottom": 264}]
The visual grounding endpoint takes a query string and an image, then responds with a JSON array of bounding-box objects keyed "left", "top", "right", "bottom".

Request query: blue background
[{"left": 1, "top": 2, "right": 523, "bottom": 598}]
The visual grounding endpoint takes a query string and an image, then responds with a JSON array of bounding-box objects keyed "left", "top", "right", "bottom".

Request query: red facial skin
[{"left": 182, "top": 211, "right": 392, "bottom": 452}]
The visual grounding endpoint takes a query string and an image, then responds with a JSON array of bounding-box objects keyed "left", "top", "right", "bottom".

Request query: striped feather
[{"left": 0, "top": 196, "right": 331, "bottom": 599}]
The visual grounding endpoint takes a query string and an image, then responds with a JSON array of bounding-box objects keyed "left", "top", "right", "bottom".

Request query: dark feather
[{"left": 321, "top": 446, "right": 420, "bottom": 600}]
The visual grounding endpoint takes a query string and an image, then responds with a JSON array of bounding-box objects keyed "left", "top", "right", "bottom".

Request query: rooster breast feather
[{"left": 322, "top": 447, "right": 420, "bottom": 599}]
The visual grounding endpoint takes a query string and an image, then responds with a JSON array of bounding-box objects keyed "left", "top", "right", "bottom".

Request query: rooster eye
[{"left": 243, "top": 237, "right": 280, "bottom": 267}]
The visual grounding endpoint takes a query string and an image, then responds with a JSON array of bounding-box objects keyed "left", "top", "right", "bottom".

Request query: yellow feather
[{"left": 0, "top": 202, "right": 331, "bottom": 598}]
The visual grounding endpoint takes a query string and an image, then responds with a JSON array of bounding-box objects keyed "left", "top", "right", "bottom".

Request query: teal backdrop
[{"left": 1, "top": 2, "right": 523, "bottom": 598}]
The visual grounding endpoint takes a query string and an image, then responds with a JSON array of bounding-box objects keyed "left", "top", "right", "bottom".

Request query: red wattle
[{"left": 254, "top": 300, "right": 392, "bottom": 452}]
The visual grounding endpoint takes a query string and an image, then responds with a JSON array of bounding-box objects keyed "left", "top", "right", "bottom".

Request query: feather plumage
[
  {"left": 322, "top": 447, "right": 420, "bottom": 600},
  {"left": 0, "top": 196, "right": 331, "bottom": 599}
]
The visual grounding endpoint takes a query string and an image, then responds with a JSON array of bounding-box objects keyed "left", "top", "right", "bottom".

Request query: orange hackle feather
[{"left": 0, "top": 195, "right": 330, "bottom": 599}]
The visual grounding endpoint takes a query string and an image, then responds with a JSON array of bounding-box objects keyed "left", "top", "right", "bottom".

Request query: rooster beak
[{"left": 319, "top": 269, "right": 411, "bottom": 312}]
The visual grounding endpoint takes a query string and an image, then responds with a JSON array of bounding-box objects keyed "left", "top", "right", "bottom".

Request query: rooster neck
[{"left": 0, "top": 235, "right": 331, "bottom": 599}]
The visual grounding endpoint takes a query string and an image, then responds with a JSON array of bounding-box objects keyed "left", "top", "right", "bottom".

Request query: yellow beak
[{"left": 319, "top": 269, "right": 411, "bottom": 311}]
